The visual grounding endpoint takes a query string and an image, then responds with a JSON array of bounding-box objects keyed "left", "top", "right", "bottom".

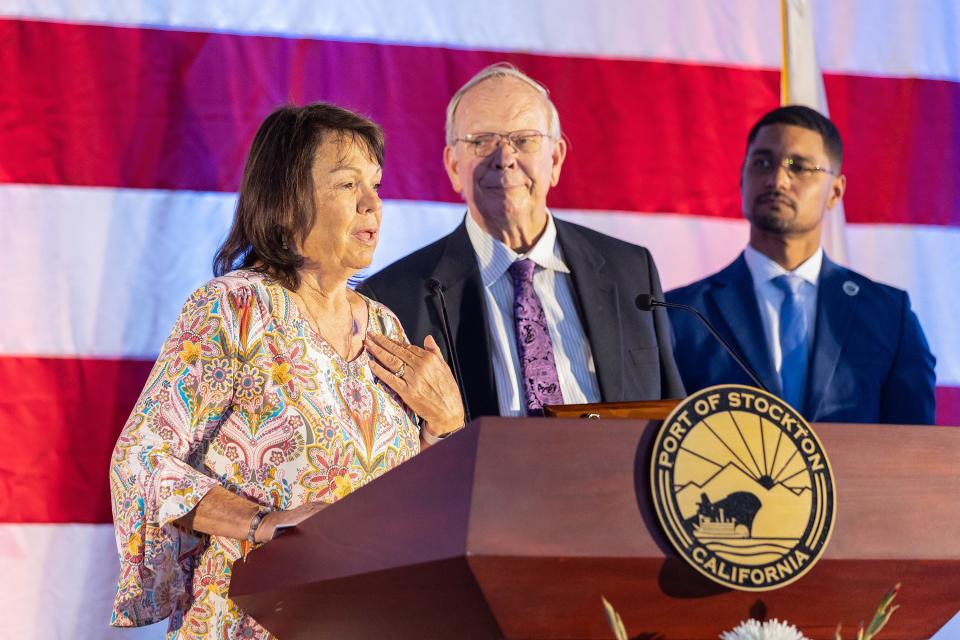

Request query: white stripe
[
  {"left": 0, "top": 184, "right": 237, "bottom": 359},
  {"left": 0, "top": 524, "right": 166, "bottom": 639},
  {"left": 1, "top": 184, "right": 957, "bottom": 386},
  {"left": 3, "top": 0, "right": 958, "bottom": 81},
  {"left": 847, "top": 222, "right": 960, "bottom": 388},
  {"left": 0, "top": 184, "right": 461, "bottom": 358}
]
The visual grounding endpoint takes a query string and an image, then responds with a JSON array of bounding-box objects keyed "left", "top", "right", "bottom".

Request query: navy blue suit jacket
[
  {"left": 665, "top": 253, "right": 936, "bottom": 424},
  {"left": 359, "top": 218, "right": 685, "bottom": 418}
]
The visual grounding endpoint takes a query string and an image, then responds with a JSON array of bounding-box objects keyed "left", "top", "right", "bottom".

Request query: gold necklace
[{"left": 297, "top": 282, "right": 360, "bottom": 359}]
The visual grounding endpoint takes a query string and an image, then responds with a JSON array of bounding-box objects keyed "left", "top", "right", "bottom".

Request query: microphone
[
  {"left": 635, "top": 294, "right": 771, "bottom": 393},
  {"left": 427, "top": 278, "right": 471, "bottom": 423}
]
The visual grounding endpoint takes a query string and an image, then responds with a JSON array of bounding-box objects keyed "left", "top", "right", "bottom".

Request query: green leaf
[
  {"left": 602, "top": 596, "right": 630, "bottom": 640},
  {"left": 862, "top": 583, "right": 901, "bottom": 640},
  {"left": 836, "top": 584, "right": 901, "bottom": 640}
]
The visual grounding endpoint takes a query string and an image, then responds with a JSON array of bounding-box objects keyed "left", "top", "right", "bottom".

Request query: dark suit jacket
[
  {"left": 359, "top": 218, "right": 685, "bottom": 418},
  {"left": 665, "top": 253, "right": 936, "bottom": 424}
]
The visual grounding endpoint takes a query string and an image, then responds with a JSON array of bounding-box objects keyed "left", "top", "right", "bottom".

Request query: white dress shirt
[
  {"left": 743, "top": 245, "right": 822, "bottom": 375},
  {"left": 465, "top": 212, "right": 602, "bottom": 416}
]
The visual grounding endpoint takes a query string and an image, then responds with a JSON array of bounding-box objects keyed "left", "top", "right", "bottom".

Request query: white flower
[{"left": 720, "top": 618, "right": 809, "bottom": 640}]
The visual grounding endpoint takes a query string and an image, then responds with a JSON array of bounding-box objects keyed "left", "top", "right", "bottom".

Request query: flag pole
[
  {"left": 780, "top": 0, "right": 790, "bottom": 105},
  {"left": 778, "top": 0, "right": 850, "bottom": 264}
]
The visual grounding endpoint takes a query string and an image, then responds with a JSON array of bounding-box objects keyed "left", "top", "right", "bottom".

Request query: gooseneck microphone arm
[
  {"left": 427, "top": 279, "right": 471, "bottom": 423},
  {"left": 635, "top": 294, "right": 771, "bottom": 393}
]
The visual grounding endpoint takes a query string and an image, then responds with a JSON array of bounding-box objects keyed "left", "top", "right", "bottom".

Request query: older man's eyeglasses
[
  {"left": 455, "top": 130, "right": 552, "bottom": 157},
  {"left": 747, "top": 155, "right": 837, "bottom": 180}
]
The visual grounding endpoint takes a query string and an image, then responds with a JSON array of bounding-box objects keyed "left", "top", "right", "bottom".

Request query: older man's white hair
[{"left": 444, "top": 62, "right": 562, "bottom": 145}]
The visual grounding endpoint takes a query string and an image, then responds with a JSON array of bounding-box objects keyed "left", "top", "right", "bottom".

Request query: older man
[
  {"left": 360, "top": 63, "right": 683, "bottom": 418},
  {"left": 666, "top": 105, "right": 936, "bottom": 424}
]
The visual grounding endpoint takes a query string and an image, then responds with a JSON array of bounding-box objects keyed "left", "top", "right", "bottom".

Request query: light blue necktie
[{"left": 772, "top": 274, "right": 809, "bottom": 410}]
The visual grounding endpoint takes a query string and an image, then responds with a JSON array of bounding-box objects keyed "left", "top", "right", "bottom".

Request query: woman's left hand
[{"left": 365, "top": 333, "right": 465, "bottom": 437}]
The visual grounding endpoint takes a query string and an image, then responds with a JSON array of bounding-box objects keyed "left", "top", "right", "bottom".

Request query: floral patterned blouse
[{"left": 109, "top": 270, "right": 421, "bottom": 639}]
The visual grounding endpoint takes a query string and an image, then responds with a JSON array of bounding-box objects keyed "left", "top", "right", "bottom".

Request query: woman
[{"left": 109, "top": 103, "right": 464, "bottom": 638}]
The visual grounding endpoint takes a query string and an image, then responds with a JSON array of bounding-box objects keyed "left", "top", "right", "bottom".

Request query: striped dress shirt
[{"left": 465, "top": 212, "right": 602, "bottom": 417}]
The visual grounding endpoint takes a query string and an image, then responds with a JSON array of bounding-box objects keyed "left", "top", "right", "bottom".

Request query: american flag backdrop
[{"left": 1, "top": 1, "right": 958, "bottom": 637}]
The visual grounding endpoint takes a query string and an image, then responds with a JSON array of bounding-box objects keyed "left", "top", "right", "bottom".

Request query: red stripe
[
  {"left": 2, "top": 19, "right": 957, "bottom": 226},
  {"left": 936, "top": 386, "right": 960, "bottom": 427},
  {"left": 0, "top": 356, "right": 152, "bottom": 523},
  {"left": 826, "top": 74, "right": 960, "bottom": 226},
  {"left": 2, "top": 353, "right": 959, "bottom": 523}
]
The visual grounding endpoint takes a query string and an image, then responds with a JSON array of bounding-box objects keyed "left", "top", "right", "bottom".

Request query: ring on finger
[{"left": 394, "top": 362, "right": 406, "bottom": 379}]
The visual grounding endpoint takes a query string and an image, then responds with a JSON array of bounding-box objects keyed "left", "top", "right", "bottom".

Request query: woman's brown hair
[{"left": 213, "top": 102, "right": 384, "bottom": 289}]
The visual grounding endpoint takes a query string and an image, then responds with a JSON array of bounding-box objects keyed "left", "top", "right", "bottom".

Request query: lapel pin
[{"left": 842, "top": 280, "right": 860, "bottom": 296}]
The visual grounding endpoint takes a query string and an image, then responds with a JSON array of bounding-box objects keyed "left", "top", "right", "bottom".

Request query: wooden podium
[{"left": 230, "top": 417, "right": 960, "bottom": 639}]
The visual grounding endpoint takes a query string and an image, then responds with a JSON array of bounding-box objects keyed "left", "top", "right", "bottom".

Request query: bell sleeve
[{"left": 108, "top": 279, "right": 247, "bottom": 626}]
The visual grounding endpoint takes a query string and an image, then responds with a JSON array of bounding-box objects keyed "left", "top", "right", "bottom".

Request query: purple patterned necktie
[{"left": 509, "top": 259, "right": 564, "bottom": 415}]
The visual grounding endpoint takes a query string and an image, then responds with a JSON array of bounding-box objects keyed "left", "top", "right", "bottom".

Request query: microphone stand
[
  {"left": 635, "top": 294, "right": 771, "bottom": 393},
  {"left": 428, "top": 279, "right": 472, "bottom": 423}
]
